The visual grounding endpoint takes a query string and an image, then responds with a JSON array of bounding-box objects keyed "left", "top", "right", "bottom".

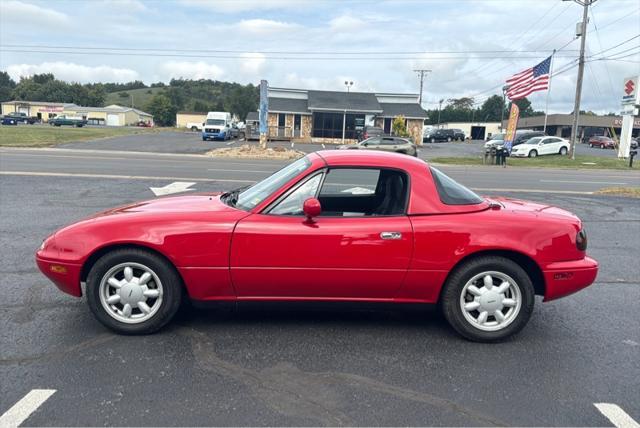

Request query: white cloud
[
  {"left": 180, "top": 0, "right": 296, "bottom": 13},
  {"left": 160, "top": 61, "right": 225, "bottom": 80},
  {"left": 239, "top": 53, "right": 267, "bottom": 77},
  {"left": 0, "top": 0, "right": 69, "bottom": 27},
  {"left": 236, "top": 19, "right": 300, "bottom": 34},
  {"left": 329, "top": 15, "right": 366, "bottom": 32},
  {"left": 5, "top": 62, "right": 139, "bottom": 83}
]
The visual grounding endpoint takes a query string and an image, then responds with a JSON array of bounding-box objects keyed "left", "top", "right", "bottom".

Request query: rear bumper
[
  {"left": 35, "top": 254, "right": 82, "bottom": 297},
  {"left": 543, "top": 256, "right": 598, "bottom": 301}
]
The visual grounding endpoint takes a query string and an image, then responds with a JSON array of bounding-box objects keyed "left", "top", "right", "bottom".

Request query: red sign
[{"left": 625, "top": 80, "right": 635, "bottom": 95}]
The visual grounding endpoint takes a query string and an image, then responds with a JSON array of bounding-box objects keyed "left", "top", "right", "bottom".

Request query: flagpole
[{"left": 543, "top": 50, "right": 556, "bottom": 134}]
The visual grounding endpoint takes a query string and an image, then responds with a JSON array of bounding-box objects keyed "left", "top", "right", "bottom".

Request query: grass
[
  {"left": 0, "top": 125, "right": 164, "bottom": 147},
  {"left": 430, "top": 155, "right": 636, "bottom": 170},
  {"left": 595, "top": 187, "right": 640, "bottom": 198}
]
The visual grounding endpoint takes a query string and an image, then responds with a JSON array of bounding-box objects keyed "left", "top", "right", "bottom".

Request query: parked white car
[
  {"left": 510, "top": 136, "right": 570, "bottom": 158},
  {"left": 186, "top": 121, "right": 204, "bottom": 131}
]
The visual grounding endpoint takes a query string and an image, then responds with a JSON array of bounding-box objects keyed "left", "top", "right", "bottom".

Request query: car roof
[{"left": 313, "top": 149, "right": 426, "bottom": 168}]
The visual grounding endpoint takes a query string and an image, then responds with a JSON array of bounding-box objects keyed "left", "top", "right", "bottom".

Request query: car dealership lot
[{"left": 1, "top": 149, "right": 639, "bottom": 426}]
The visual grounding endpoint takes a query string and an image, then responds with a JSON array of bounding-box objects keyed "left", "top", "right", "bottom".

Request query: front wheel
[
  {"left": 559, "top": 146, "right": 568, "bottom": 155},
  {"left": 191, "top": 126, "right": 198, "bottom": 132},
  {"left": 86, "top": 249, "right": 183, "bottom": 335},
  {"left": 528, "top": 150, "right": 538, "bottom": 158},
  {"left": 441, "top": 256, "right": 535, "bottom": 342},
  {"left": 430, "top": 138, "right": 435, "bottom": 144},
  {"left": 589, "top": 143, "right": 593, "bottom": 148},
  {"left": 447, "top": 137, "right": 452, "bottom": 142}
]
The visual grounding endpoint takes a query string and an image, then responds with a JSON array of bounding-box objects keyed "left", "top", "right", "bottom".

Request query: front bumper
[
  {"left": 35, "top": 254, "right": 82, "bottom": 297},
  {"left": 202, "top": 131, "right": 226, "bottom": 140},
  {"left": 542, "top": 256, "right": 598, "bottom": 301}
]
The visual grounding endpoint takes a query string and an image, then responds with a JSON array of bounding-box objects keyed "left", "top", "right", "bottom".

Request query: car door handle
[{"left": 380, "top": 231, "right": 402, "bottom": 240}]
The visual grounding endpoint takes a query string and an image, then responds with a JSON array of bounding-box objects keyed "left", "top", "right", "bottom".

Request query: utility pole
[
  {"left": 414, "top": 69, "right": 432, "bottom": 106},
  {"left": 565, "top": 0, "right": 597, "bottom": 160}
]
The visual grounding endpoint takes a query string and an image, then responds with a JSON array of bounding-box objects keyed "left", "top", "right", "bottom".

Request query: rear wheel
[
  {"left": 589, "top": 143, "right": 593, "bottom": 148},
  {"left": 528, "top": 150, "right": 538, "bottom": 158},
  {"left": 191, "top": 126, "right": 198, "bottom": 132},
  {"left": 447, "top": 137, "right": 452, "bottom": 142},
  {"left": 441, "top": 256, "right": 535, "bottom": 342},
  {"left": 86, "top": 249, "right": 183, "bottom": 335},
  {"left": 601, "top": 144, "right": 605, "bottom": 149}
]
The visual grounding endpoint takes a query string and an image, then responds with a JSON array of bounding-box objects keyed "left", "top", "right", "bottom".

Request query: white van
[{"left": 202, "top": 111, "right": 232, "bottom": 141}]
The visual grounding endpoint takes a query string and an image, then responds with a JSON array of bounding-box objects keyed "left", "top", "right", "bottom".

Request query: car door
[
  {"left": 363, "top": 136, "right": 382, "bottom": 150},
  {"left": 379, "top": 137, "right": 398, "bottom": 152},
  {"left": 542, "top": 137, "right": 560, "bottom": 155},
  {"left": 230, "top": 167, "right": 413, "bottom": 299}
]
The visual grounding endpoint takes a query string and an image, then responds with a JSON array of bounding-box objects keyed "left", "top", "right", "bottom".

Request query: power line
[{"left": 588, "top": 34, "right": 640, "bottom": 57}]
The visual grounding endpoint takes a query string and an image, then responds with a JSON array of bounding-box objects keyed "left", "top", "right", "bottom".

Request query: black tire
[
  {"left": 589, "top": 143, "right": 593, "bottom": 148},
  {"left": 559, "top": 146, "right": 568, "bottom": 155},
  {"left": 191, "top": 126, "right": 198, "bottom": 131},
  {"left": 447, "top": 137, "right": 452, "bottom": 142},
  {"left": 528, "top": 150, "right": 538, "bottom": 158},
  {"left": 86, "top": 248, "right": 183, "bottom": 335},
  {"left": 430, "top": 137, "right": 435, "bottom": 144},
  {"left": 441, "top": 256, "right": 535, "bottom": 342}
]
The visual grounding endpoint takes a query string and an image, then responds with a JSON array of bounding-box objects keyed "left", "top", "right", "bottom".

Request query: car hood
[{"left": 90, "top": 193, "right": 234, "bottom": 218}]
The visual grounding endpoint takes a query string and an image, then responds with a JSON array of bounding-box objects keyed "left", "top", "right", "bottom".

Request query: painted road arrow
[{"left": 150, "top": 181, "right": 196, "bottom": 196}]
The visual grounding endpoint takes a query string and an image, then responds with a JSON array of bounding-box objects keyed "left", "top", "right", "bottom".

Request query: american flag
[{"left": 506, "top": 56, "right": 551, "bottom": 100}]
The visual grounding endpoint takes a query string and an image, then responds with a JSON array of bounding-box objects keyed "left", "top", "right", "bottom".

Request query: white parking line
[
  {"left": 540, "top": 180, "right": 628, "bottom": 185},
  {"left": 0, "top": 389, "right": 56, "bottom": 428},
  {"left": 594, "top": 403, "right": 640, "bottom": 428}
]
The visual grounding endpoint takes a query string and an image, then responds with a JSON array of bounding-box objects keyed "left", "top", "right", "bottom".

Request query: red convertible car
[{"left": 36, "top": 151, "right": 598, "bottom": 341}]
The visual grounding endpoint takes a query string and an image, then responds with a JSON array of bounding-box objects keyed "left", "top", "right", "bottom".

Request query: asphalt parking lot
[
  {"left": 57, "top": 130, "right": 624, "bottom": 159},
  {"left": 1, "top": 148, "right": 639, "bottom": 426}
]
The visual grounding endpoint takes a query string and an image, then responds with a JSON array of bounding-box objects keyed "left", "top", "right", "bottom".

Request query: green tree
[
  {"left": 479, "top": 95, "right": 504, "bottom": 122},
  {"left": 446, "top": 97, "right": 475, "bottom": 110},
  {"left": 146, "top": 93, "right": 176, "bottom": 126},
  {"left": 508, "top": 97, "right": 534, "bottom": 117},
  {"left": 392, "top": 115, "right": 409, "bottom": 137},
  {"left": 0, "top": 71, "right": 16, "bottom": 102}
]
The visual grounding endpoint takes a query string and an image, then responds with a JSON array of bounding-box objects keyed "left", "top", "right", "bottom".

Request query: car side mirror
[{"left": 303, "top": 198, "right": 321, "bottom": 221}]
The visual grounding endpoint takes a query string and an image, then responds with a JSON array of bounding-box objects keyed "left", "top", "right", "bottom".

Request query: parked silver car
[{"left": 338, "top": 136, "right": 418, "bottom": 157}]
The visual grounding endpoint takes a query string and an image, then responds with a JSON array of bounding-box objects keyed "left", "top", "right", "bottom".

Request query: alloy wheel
[
  {"left": 99, "top": 262, "right": 164, "bottom": 324},
  {"left": 459, "top": 271, "right": 522, "bottom": 332}
]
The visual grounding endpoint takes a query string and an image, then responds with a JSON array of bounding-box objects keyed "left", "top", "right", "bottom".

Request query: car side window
[
  {"left": 380, "top": 138, "right": 397, "bottom": 145},
  {"left": 363, "top": 137, "right": 381, "bottom": 145},
  {"left": 318, "top": 168, "right": 408, "bottom": 216},
  {"left": 269, "top": 174, "right": 323, "bottom": 215}
]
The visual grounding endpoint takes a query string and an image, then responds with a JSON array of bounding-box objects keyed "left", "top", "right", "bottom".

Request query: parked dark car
[
  {"left": 338, "top": 136, "right": 417, "bottom": 157},
  {"left": 424, "top": 128, "right": 456, "bottom": 143},
  {"left": 1, "top": 116, "right": 19, "bottom": 125},
  {"left": 5, "top": 112, "right": 38, "bottom": 124},
  {"left": 452, "top": 129, "right": 465, "bottom": 141},
  {"left": 356, "top": 125, "right": 384, "bottom": 141},
  {"left": 511, "top": 131, "right": 546, "bottom": 147},
  {"left": 588, "top": 136, "right": 616, "bottom": 149}
]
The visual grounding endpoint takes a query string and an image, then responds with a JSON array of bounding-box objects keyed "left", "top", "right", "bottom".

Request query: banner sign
[
  {"left": 259, "top": 79, "right": 268, "bottom": 134},
  {"left": 503, "top": 104, "right": 520, "bottom": 152},
  {"left": 621, "top": 76, "right": 639, "bottom": 106}
]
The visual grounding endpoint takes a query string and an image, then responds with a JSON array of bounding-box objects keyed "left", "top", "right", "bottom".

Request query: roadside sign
[
  {"left": 503, "top": 104, "right": 520, "bottom": 152},
  {"left": 621, "top": 76, "right": 639, "bottom": 106}
]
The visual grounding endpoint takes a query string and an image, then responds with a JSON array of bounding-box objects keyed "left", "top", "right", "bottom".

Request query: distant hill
[{"left": 104, "top": 87, "right": 166, "bottom": 110}]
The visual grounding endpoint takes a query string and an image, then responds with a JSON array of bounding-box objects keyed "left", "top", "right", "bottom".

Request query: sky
[{"left": 0, "top": 0, "right": 639, "bottom": 114}]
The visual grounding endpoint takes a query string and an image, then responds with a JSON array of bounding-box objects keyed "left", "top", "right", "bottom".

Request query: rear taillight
[{"left": 576, "top": 229, "right": 587, "bottom": 251}]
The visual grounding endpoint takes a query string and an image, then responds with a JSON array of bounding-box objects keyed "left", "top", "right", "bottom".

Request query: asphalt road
[
  {"left": 58, "top": 130, "right": 622, "bottom": 159},
  {"left": 1, "top": 148, "right": 639, "bottom": 426},
  {"left": 2, "top": 147, "right": 639, "bottom": 194}
]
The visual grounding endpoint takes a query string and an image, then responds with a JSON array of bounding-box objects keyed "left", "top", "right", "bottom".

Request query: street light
[
  {"left": 437, "top": 99, "right": 444, "bottom": 128},
  {"left": 501, "top": 85, "right": 509, "bottom": 132},
  {"left": 342, "top": 81, "right": 353, "bottom": 143}
]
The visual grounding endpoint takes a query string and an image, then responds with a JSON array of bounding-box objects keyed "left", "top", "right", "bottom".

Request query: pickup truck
[
  {"left": 5, "top": 112, "right": 38, "bottom": 124},
  {"left": 49, "top": 115, "right": 87, "bottom": 127}
]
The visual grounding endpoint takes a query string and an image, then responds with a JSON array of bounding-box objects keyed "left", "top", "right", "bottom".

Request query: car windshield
[
  {"left": 232, "top": 157, "right": 312, "bottom": 211},
  {"left": 525, "top": 137, "right": 543, "bottom": 145},
  {"left": 206, "top": 119, "right": 226, "bottom": 126},
  {"left": 430, "top": 167, "right": 484, "bottom": 205},
  {"left": 489, "top": 133, "right": 505, "bottom": 140}
]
